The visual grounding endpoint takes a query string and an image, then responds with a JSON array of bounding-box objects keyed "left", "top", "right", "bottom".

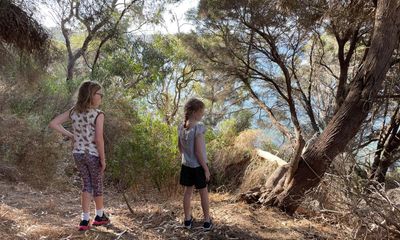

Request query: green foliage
[
  {"left": 205, "top": 127, "right": 217, "bottom": 144},
  {"left": 108, "top": 114, "right": 180, "bottom": 191},
  {"left": 9, "top": 94, "right": 37, "bottom": 116},
  {"left": 234, "top": 110, "right": 253, "bottom": 132},
  {"left": 91, "top": 37, "right": 167, "bottom": 98},
  {"left": 209, "top": 109, "right": 253, "bottom": 148},
  {"left": 7, "top": 73, "right": 75, "bottom": 125},
  {"left": 217, "top": 118, "right": 238, "bottom": 145},
  {"left": 206, "top": 112, "right": 251, "bottom": 182},
  {"left": 152, "top": 34, "right": 188, "bottom": 62},
  {"left": 70, "top": 33, "right": 87, "bottom": 49}
]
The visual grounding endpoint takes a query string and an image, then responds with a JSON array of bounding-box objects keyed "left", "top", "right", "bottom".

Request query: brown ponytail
[{"left": 183, "top": 98, "right": 205, "bottom": 129}]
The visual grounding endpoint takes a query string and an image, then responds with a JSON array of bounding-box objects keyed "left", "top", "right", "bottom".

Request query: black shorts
[{"left": 180, "top": 165, "right": 207, "bottom": 189}]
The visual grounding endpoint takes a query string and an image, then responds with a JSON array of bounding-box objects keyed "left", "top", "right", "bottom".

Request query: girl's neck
[
  {"left": 89, "top": 105, "right": 99, "bottom": 109},
  {"left": 186, "top": 118, "right": 198, "bottom": 128}
]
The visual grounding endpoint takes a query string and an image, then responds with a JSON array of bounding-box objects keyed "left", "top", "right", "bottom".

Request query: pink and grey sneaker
[
  {"left": 92, "top": 213, "right": 110, "bottom": 226},
  {"left": 78, "top": 219, "right": 91, "bottom": 231}
]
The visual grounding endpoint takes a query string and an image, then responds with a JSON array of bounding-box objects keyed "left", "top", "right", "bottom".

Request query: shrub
[
  {"left": 107, "top": 111, "right": 180, "bottom": 192},
  {"left": 0, "top": 114, "right": 67, "bottom": 188}
]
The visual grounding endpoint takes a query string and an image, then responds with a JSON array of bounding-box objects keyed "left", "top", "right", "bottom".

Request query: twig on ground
[
  {"left": 114, "top": 229, "right": 127, "bottom": 240},
  {"left": 1, "top": 210, "right": 8, "bottom": 217}
]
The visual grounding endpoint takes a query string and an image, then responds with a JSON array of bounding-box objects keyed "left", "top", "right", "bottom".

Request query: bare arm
[
  {"left": 178, "top": 136, "right": 183, "bottom": 154},
  {"left": 177, "top": 125, "right": 183, "bottom": 154},
  {"left": 195, "top": 133, "right": 210, "bottom": 181},
  {"left": 49, "top": 110, "right": 73, "bottom": 139},
  {"left": 95, "top": 113, "right": 106, "bottom": 172}
]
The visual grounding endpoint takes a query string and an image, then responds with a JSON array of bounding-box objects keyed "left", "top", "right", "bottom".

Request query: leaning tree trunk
[{"left": 242, "top": 0, "right": 400, "bottom": 215}]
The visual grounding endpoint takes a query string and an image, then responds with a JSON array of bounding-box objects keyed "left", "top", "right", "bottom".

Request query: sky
[{"left": 37, "top": 0, "right": 199, "bottom": 35}]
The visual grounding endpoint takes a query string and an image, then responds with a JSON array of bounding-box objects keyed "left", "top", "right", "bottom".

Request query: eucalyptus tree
[
  {"left": 145, "top": 35, "right": 202, "bottom": 125},
  {"left": 189, "top": 0, "right": 400, "bottom": 214},
  {"left": 90, "top": 33, "right": 201, "bottom": 125},
  {"left": 46, "top": 0, "right": 166, "bottom": 87}
]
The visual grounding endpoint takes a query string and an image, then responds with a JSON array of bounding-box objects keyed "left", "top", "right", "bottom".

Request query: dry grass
[
  {"left": 0, "top": 113, "right": 70, "bottom": 189},
  {"left": 0, "top": 180, "right": 346, "bottom": 240},
  {"left": 210, "top": 129, "right": 287, "bottom": 194},
  {"left": 240, "top": 155, "right": 281, "bottom": 193},
  {"left": 232, "top": 129, "right": 268, "bottom": 151},
  {"left": 210, "top": 130, "right": 276, "bottom": 192},
  {"left": 295, "top": 154, "right": 400, "bottom": 240}
]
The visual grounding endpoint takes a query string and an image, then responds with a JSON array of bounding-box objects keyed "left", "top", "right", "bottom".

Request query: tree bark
[
  {"left": 334, "top": 26, "right": 360, "bottom": 110},
  {"left": 242, "top": 0, "right": 400, "bottom": 215},
  {"left": 369, "top": 106, "right": 400, "bottom": 184},
  {"left": 66, "top": 56, "right": 77, "bottom": 82}
]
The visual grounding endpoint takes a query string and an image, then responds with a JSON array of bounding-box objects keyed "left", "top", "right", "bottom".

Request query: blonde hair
[
  {"left": 183, "top": 98, "right": 205, "bottom": 128},
  {"left": 74, "top": 81, "right": 102, "bottom": 113}
]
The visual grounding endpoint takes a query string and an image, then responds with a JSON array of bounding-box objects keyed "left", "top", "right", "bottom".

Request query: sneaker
[
  {"left": 184, "top": 216, "right": 193, "bottom": 229},
  {"left": 203, "top": 219, "right": 213, "bottom": 231},
  {"left": 92, "top": 213, "right": 110, "bottom": 226},
  {"left": 78, "top": 219, "right": 90, "bottom": 231}
]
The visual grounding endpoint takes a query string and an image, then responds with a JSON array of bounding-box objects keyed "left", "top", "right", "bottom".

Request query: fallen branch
[{"left": 123, "top": 192, "right": 135, "bottom": 216}]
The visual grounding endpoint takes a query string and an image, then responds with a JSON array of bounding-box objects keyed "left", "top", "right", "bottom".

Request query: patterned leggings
[{"left": 73, "top": 153, "right": 103, "bottom": 197}]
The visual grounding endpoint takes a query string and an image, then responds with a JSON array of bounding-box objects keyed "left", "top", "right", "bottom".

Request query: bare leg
[
  {"left": 94, "top": 196, "right": 104, "bottom": 211},
  {"left": 198, "top": 187, "right": 210, "bottom": 221},
  {"left": 183, "top": 186, "right": 194, "bottom": 220},
  {"left": 81, "top": 192, "right": 91, "bottom": 213}
]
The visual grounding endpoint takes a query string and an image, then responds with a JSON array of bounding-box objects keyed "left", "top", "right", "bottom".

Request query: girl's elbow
[{"left": 48, "top": 121, "right": 56, "bottom": 130}]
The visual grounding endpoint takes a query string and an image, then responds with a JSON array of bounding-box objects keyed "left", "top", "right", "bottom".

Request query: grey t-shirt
[{"left": 178, "top": 122, "right": 207, "bottom": 168}]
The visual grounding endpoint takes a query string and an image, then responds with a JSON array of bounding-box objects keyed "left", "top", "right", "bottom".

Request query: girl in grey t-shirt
[{"left": 178, "top": 98, "right": 213, "bottom": 231}]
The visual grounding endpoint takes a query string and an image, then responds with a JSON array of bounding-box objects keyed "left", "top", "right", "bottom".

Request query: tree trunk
[
  {"left": 369, "top": 141, "right": 386, "bottom": 183},
  {"left": 242, "top": 0, "right": 400, "bottom": 215},
  {"left": 66, "top": 48, "right": 83, "bottom": 88},
  {"left": 66, "top": 56, "right": 79, "bottom": 91},
  {"left": 370, "top": 164, "right": 390, "bottom": 183},
  {"left": 369, "top": 107, "right": 400, "bottom": 184},
  {"left": 66, "top": 57, "right": 75, "bottom": 82}
]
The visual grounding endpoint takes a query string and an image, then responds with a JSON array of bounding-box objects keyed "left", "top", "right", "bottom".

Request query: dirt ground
[{"left": 0, "top": 180, "right": 348, "bottom": 240}]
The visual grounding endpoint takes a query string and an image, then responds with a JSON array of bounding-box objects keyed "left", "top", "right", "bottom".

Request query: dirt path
[{"left": 0, "top": 180, "right": 347, "bottom": 239}]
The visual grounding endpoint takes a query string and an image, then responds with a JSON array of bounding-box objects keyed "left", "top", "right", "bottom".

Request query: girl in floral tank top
[
  {"left": 70, "top": 108, "right": 103, "bottom": 157},
  {"left": 49, "top": 81, "right": 110, "bottom": 231}
]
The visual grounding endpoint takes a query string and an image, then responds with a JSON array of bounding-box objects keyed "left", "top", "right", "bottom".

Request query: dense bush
[
  {"left": 107, "top": 114, "right": 180, "bottom": 192},
  {"left": 0, "top": 113, "right": 67, "bottom": 189}
]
